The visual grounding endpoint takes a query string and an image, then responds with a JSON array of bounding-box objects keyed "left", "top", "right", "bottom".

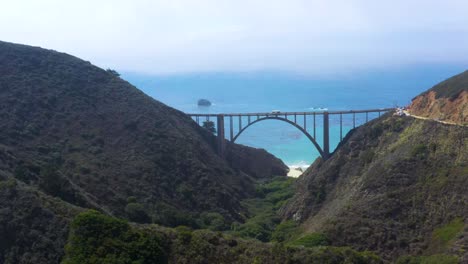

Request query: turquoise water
[{"left": 122, "top": 66, "right": 465, "bottom": 167}]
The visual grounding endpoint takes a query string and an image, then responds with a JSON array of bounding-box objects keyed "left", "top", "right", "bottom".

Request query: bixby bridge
[{"left": 188, "top": 108, "right": 395, "bottom": 160}]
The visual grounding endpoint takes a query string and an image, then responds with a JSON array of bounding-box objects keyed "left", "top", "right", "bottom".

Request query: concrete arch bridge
[{"left": 188, "top": 108, "right": 394, "bottom": 160}]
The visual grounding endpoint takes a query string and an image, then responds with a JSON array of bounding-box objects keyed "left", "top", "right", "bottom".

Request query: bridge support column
[
  {"left": 323, "top": 112, "right": 330, "bottom": 159},
  {"left": 217, "top": 115, "right": 225, "bottom": 157}
]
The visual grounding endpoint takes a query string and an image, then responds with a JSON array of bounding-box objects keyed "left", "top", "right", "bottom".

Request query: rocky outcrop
[
  {"left": 409, "top": 70, "right": 468, "bottom": 125},
  {"left": 410, "top": 90, "right": 467, "bottom": 125}
]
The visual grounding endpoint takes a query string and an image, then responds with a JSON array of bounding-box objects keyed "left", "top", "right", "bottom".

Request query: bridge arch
[{"left": 232, "top": 116, "right": 326, "bottom": 159}]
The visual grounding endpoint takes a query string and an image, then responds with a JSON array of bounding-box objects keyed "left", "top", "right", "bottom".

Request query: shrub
[
  {"left": 391, "top": 119, "right": 405, "bottom": 132},
  {"left": 175, "top": 226, "right": 193, "bottom": 244},
  {"left": 411, "top": 144, "right": 428, "bottom": 159},
  {"left": 126, "top": 196, "right": 137, "bottom": 203},
  {"left": 125, "top": 202, "right": 151, "bottom": 223},
  {"left": 320, "top": 247, "right": 381, "bottom": 264},
  {"left": 360, "top": 150, "right": 375, "bottom": 164},
  {"left": 14, "top": 165, "right": 32, "bottom": 183},
  {"left": 234, "top": 176, "right": 296, "bottom": 242},
  {"left": 236, "top": 220, "right": 273, "bottom": 242},
  {"left": 202, "top": 121, "right": 216, "bottom": 134},
  {"left": 176, "top": 183, "right": 194, "bottom": 201},
  {"left": 198, "top": 212, "right": 228, "bottom": 231},
  {"left": 152, "top": 202, "right": 197, "bottom": 228},
  {"left": 370, "top": 124, "right": 383, "bottom": 139},
  {"left": 256, "top": 176, "right": 295, "bottom": 206},
  {"left": 0, "top": 178, "right": 17, "bottom": 190},
  {"left": 106, "top": 69, "right": 120, "bottom": 77},
  {"left": 63, "top": 210, "right": 167, "bottom": 264},
  {"left": 433, "top": 218, "right": 464, "bottom": 243},
  {"left": 39, "top": 165, "right": 65, "bottom": 196},
  {"left": 271, "top": 221, "right": 299, "bottom": 242},
  {"left": 289, "top": 233, "right": 330, "bottom": 247},
  {"left": 397, "top": 254, "right": 459, "bottom": 264}
]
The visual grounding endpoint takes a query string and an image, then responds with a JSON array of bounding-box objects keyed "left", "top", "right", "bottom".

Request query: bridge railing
[
  {"left": 187, "top": 108, "right": 395, "bottom": 117},
  {"left": 187, "top": 108, "right": 396, "bottom": 159}
]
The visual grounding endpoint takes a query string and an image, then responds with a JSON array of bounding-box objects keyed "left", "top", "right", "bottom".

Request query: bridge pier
[
  {"left": 323, "top": 112, "right": 330, "bottom": 159},
  {"left": 229, "top": 116, "right": 233, "bottom": 141},
  {"left": 217, "top": 115, "right": 225, "bottom": 157}
]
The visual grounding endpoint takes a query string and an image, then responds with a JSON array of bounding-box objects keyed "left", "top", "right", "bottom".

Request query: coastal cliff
[
  {"left": 409, "top": 70, "right": 468, "bottom": 125},
  {"left": 281, "top": 72, "right": 468, "bottom": 262}
]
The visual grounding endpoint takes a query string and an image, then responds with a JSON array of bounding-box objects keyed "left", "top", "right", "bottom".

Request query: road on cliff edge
[{"left": 403, "top": 110, "right": 467, "bottom": 127}]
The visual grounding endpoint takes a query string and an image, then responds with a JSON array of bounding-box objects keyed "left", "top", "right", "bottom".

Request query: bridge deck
[
  {"left": 187, "top": 108, "right": 396, "bottom": 159},
  {"left": 187, "top": 108, "right": 395, "bottom": 117}
]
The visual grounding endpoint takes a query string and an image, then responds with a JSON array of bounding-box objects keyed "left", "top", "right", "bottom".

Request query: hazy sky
[{"left": 1, "top": 0, "right": 468, "bottom": 75}]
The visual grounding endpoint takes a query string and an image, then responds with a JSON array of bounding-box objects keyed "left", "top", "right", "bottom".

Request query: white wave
[
  {"left": 287, "top": 160, "right": 310, "bottom": 170},
  {"left": 306, "top": 107, "right": 328, "bottom": 111}
]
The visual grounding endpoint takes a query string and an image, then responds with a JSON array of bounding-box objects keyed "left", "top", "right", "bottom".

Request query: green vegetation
[
  {"left": 281, "top": 114, "right": 468, "bottom": 262},
  {"left": 411, "top": 144, "right": 428, "bottom": 159},
  {"left": 271, "top": 220, "right": 299, "bottom": 242},
  {"left": 61, "top": 210, "right": 382, "bottom": 264},
  {"left": 197, "top": 212, "right": 228, "bottom": 231},
  {"left": 231, "top": 176, "right": 298, "bottom": 242},
  {"left": 361, "top": 149, "right": 375, "bottom": 164},
  {"left": 428, "top": 217, "right": 465, "bottom": 252},
  {"left": 8, "top": 166, "right": 384, "bottom": 262},
  {"left": 397, "top": 254, "right": 459, "bottom": 264},
  {"left": 175, "top": 226, "right": 193, "bottom": 244},
  {"left": 39, "top": 165, "right": 65, "bottom": 196},
  {"left": 202, "top": 120, "right": 216, "bottom": 133},
  {"left": 14, "top": 165, "right": 33, "bottom": 183},
  {"left": 289, "top": 233, "right": 330, "bottom": 247},
  {"left": 0, "top": 40, "right": 295, "bottom": 263},
  {"left": 125, "top": 202, "right": 151, "bottom": 223},
  {"left": 0, "top": 178, "right": 17, "bottom": 190},
  {"left": 63, "top": 210, "right": 167, "bottom": 264},
  {"left": 433, "top": 218, "right": 464, "bottom": 244}
]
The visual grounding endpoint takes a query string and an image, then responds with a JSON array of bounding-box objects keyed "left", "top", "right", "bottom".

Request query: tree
[
  {"left": 202, "top": 121, "right": 216, "bottom": 134},
  {"left": 125, "top": 202, "right": 151, "bottom": 223},
  {"left": 39, "top": 165, "right": 64, "bottom": 196},
  {"left": 106, "top": 68, "right": 120, "bottom": 77}
]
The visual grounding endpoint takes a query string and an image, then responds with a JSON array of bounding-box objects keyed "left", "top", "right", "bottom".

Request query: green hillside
[
  {"left": 281, "top": 114, "right": 467, "bottom": 262},
  {"left": 0, "top": 40, "right": 288, "bottom": 262}
]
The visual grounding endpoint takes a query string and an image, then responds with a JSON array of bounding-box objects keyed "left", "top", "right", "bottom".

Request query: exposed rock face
[
  {"left": 409, "top": 70, "right": 468, "bottom": 125},
  {"left": 0, "top": 40, "right": 286, "bottom": 222},
  {"left": 281, "top": 115, "right": 468, "bottom": 261}
]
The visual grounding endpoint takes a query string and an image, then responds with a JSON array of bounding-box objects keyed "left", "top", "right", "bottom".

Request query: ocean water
[{"left": 122, "top": 65, "right": 465, "bottom": 168}]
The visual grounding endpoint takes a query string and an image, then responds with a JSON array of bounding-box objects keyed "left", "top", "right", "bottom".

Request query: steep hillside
[
  {"left": 0, "top": 40, "right": 287, "bottom": 223},
  {"left": 0, "top": 178, "right": 82, "bottom": 263},
  {"left": 409, "top": 70, "right": 468, "bottom": 125},
  {"left": 0, "top": 178, "right": 381, "bottom": 264},
  {"left": 281, "top": 115, "right": 467, "bottom": 261}
]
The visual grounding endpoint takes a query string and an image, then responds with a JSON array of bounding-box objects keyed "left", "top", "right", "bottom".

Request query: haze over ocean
[{"left": 123, "top": 65, "right": 465, "bottom": 168}]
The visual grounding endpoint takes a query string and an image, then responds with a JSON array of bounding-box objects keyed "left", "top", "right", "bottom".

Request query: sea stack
[{"left": 198, "top": 99, "right": 212, "bottom": 106}]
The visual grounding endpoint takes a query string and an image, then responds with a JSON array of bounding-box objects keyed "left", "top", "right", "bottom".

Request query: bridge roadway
[{"left": 188, "top": 108, "right": 395, "bottom": 160}]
